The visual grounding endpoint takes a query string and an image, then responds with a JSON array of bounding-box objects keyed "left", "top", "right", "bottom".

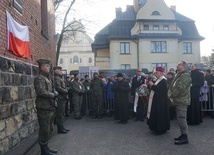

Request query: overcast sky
[{"left": 70, "top": 0, "right": 214, "bottom": 57}]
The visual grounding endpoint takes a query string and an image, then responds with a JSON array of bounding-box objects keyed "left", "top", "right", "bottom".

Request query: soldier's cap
[
  {"left": 73, "top": 72, "right": 79, "bottom": 78},
  {"left": 116, "top": 73, "right": 123, "bottom": 77},
  {"left": 85, "top": 75, "right": 89, "bottom": 78},
  {"left": 93, "top": 72, "right": 99, "bottom": 76},
  {"left": 53, "top": 66, "right": 62, "bottom": 70},
  {"left": 36, "top": 59, "right": 51, "bottom": 65}
]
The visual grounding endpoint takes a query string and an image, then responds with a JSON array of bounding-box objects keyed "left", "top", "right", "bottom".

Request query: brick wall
[
  {"left": 0, "top": 0, "right": 56, "bottom": 154},
  {"left": 0, "top": 0, "right": 56, "bottom": 65}
]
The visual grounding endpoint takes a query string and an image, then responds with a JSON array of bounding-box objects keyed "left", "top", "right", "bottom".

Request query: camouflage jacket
[
  {"left": 83, "top": 80, "right": 91, "bottom": 92},
  {"left": 34, "top": 71, "right": 55, "bottom": 110},
  {"left": 54, "top": 74, "right": 68, "bottom": 100},
  {"left": 168, "top": 70, "right": 191, "bottom": 106},
  {"left": 90, "top": 78, "right": 105, "bottom": 96},
  {"left": 70, "top": 80, "right": 85, "bottom": 96}
]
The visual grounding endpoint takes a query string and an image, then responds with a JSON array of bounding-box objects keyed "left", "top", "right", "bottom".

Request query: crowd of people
[{"left": 34, "top": 59, "right": 214, "bottom": 155}]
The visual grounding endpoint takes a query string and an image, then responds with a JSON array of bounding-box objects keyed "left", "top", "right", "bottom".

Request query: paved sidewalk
[{"left": 28, "top": 116, "right": 214, "bottom": 155}]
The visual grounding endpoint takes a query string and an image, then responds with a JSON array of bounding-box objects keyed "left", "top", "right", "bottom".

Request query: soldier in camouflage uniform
[
  {"left": 90, "top": 72, "right": 105, "bottom": 119},
  {"left": 70, "top": 73, "right": 85, "bottom": 119},
  {"left": 82, "top": 75, "right": 91, "bottom": 116},
  {"left": 168, "top": 60, "right": 191, "bottom": 145},
  {"left": 53, "top": 66, "right": 69, "bottom": 134},
  {"left": 34, "top": 59, "right": 58, "bottom": 155}
]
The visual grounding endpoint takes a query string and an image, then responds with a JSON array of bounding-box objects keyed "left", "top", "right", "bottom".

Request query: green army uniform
[
  {"left": 34, "top": 59, "right": 57, "bottom": 154},
  {"left": 71, "top": 79, "right": 85, "bottom": 119},
  {"left": 54, "top": 66, "right": 69, "bottom": 133},
  {"left": 91, "top": 75, "right": 105, "bottom": 118}
]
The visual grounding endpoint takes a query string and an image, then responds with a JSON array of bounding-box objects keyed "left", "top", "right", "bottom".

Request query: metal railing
[{"left": 200, "top": 86, "right": 214, "bottom": 112}]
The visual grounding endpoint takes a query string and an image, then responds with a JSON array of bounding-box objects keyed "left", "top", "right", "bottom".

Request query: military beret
[
  {"left": 36, "top": 59, "right": 51, "bottom": 65},
  {"left": 53, "top": 66, "right": 62, "bottom": 70},
  {"left": 93, "top": 72, "right": 99, "bottom": 76}
]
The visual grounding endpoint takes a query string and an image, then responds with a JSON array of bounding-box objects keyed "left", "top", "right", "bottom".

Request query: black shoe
[
  {"left": 98, "top": 115, "right": 103, "bottom": 119},
  {"left": 118, "top": 120, "right": 123, "bottom": 123},
  {"left": 140, "top": 118, "right": 144, "bottom": 122},
  {"left": 122, "top": 121, "right": 127, "bottom": 124},
  {"left": 47, "top": 145, "right": 57, "bottom": 154},
  {"left": 92, "top": 115, "right": 98, "bottom": 119},
  {"left": 75, "top": 116, "right": 82, "bottom": 120},
  {"left": 57, "top": 125, "right": 67, "bottom": 134},
  {"left": 134, "top": 118, "right": 139, "bottom": 122},
  {"left": 62, "top": 124, "right": 69, "bottom": 132},
  {"left": 174, "top": 134, "right": 188, "bottom": 145},
  {"left": 174, "top": 135, "right": 183, "bottom": 141},
  {"left": 40, "top": 144, "right": 54, "bottom": 155}
]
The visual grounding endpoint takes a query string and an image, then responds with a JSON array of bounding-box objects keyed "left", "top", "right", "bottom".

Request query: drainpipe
[{"left": 133, "top": 40, "right": 139, "bottom": 68}]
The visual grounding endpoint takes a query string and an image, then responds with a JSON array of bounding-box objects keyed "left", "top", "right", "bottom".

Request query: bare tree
[{"left": 55, "top": 0, "right": 90, "bottom": 65}]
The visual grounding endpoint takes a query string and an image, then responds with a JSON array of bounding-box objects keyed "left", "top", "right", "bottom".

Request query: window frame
[
  {"left": 143, "top": 25, "right": 149, "bottom": 30},
  {"left": 41, "top": 0, "right": 49, "bottom": 39},
  {"left": 13, "top": 0, "right": 22, "bottom": 13},
  {"left": 153, "top": 25, "right": 159, "bottom": 31},
  {"left": 120, "top": 42, "right": 130, "bottom": 54},
  {"left": 121, "top": 64, "right": 130, "bottom": 69},
  {"left": 151, "top": 41, "right": 167, "bottom": 53},
  {"left": 183, "top": 42, "right": 192, "bottom": 54},
  {"left": 163, "top": 25, "right": 169, "bottom": 31}
]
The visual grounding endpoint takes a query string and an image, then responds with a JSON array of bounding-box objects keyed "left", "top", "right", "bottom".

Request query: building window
[
  {"left": 120, "top": 42, "right": 130, "bottom": 54},
  {"left": 80, "top": 58, "right": 82, "bottom": 63},
  {"left": 59, "top": 58, "right": 63, "bottom": 64},
  {"left": 152, "top": 63, "right": 167, "bottom": 71},
  {"left": 14, "top": 0, "right": 22, "bottom": 13},
  {"left": 183, "top": 42, "right": 192, "bottom": 54},
  {"left": 143, "top": 25, "right": 149, "bottom": 30},
  {"left": 41, "top": 0, "right": 48, "bottom": 38},
  {"left": 73, "top": 55, "right": 79, "bottom": 63},
  {"left": 163, "top": 25, "right": 169, "bottom": 31},
  {"left": 70, "top": 58, "right": 72, "bottom": 64},
  {"left": 151, "top": 41, "right": 167, "bottom": 53},
  {"left": 121, "top": 64, "right": 130, "bottom": 69},
  {"left": 89, "top": 57, "right": 92, "bottom": 63},
  {"left": 152, "top": 11, "right": 160, "bottom": 15},
  {"left": 153, "top": 25, "right": 159, "bottom": 31}
]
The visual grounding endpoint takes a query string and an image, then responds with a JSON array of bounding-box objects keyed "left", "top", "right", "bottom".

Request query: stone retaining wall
[{"left": 0, "top": 56, "right": 39, "bottom": 155}]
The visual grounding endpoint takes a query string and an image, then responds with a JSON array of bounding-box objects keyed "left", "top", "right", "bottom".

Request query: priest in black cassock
[{"left": 146, "top": 67, "right": 170, "bottom": 135}]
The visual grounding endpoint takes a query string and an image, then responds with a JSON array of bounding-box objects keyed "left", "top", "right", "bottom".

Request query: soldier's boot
[
  {"left": 62, "top": 124, "right": 69, "bottom": 132},
  {"left": 46, "top": 145, "right": 57, "bottom": 154},
  {"left": 57, "top": 124, "right": 67, "bottom": 134},
  {"left": 40, "top": 144, "right": 54, "bottom": 155},
  {"left": 174, "top": 134, "right": 188, "bottom": 145}
]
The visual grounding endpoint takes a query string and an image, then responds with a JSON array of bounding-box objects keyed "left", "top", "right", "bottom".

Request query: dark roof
[{"left": 92, "top": 5, "right": 204, "bottom": 51}]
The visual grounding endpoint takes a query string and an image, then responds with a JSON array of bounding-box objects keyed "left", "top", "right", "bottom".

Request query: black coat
[
  {"left": 147, "top": 79, "right": 170, "bottom": 132},
  {"left": 131, "top": 75, "right": 146, "bottom": 96},
  {"left": 191, "top": 69, "right": 204, "bottom": 99},
  {"left": 112, "top": 79, "right": 130, "bottom": 121}
]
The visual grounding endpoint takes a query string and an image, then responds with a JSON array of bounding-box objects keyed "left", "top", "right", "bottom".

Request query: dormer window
[{"left": 152, "top": 11, "right": 160, "bottom": 15}]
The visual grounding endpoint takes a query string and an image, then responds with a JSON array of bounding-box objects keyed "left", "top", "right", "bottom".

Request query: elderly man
[
  {"left": 168, "top": 61, "right": 191, "bottom": 145},
  {"left": 34, "top": 59, "right": 58, "bottom": 154}
]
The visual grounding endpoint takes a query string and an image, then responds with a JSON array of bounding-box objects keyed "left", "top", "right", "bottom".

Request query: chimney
[
  {"left": 170, "top": 5, "right": 176, "bottom": 11},
  {"left": 133, "top": 0, "right": 138, "bottom": 12},
  {"left": 115, "top": 7, "right": 122, "bottom": 17},
  {"left": 126, "top": 5, "right": 132, "bottom": 10}
]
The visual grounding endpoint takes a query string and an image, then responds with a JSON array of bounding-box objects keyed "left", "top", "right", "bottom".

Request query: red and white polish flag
[{"left": 6, "top": 11, "right": 30, "bottom": 58}]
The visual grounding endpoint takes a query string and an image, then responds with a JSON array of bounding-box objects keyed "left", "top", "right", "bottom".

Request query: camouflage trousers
[
  {"left": 55, "top": 99, "right": 66, "bottom": 125},
  {"left": 37, "top": 109, "right": 55, "bottom": 145},
  {"left": 92, "top": 94, "right": 103, "bottom": 116},
  {"left": 73, "top": 95, "right": 83, "bottom": 118}
]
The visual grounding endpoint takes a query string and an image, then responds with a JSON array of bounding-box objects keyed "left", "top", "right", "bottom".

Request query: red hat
[{"left": 155, "top": 67, "right": 165, "bottom": 72}]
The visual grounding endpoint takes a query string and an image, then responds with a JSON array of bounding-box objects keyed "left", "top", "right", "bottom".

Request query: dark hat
[
  {"left": 85, "top": 75, "right": 89, "bottom": 78},
  {"left": 73, "top": 72, "right": 79, "bottom": 78},
  {"left": 93, "top": 72, "right": 99, "bottom": 76},
  {"left": 116, "top": 73, "right": 123, "bottom": 77},
  {"left": 53, "top": 66, "right": 62, "bottom": 70},
  {"left": 167, "top": 72, "right": 174, "bottom": 76},
  {"left": 145, "top": 71, "right": 153, "bottom": 74},
  {"left": 36, "top": 59, "right": 50, "bottom": 65},
  {"left": 155, "top": 67, "right": 165, "bottom": 72}
]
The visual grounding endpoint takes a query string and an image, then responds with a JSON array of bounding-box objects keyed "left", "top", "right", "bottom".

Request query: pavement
[{"left": 24, "top": 115, "right": 214, "bottom": 155}]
